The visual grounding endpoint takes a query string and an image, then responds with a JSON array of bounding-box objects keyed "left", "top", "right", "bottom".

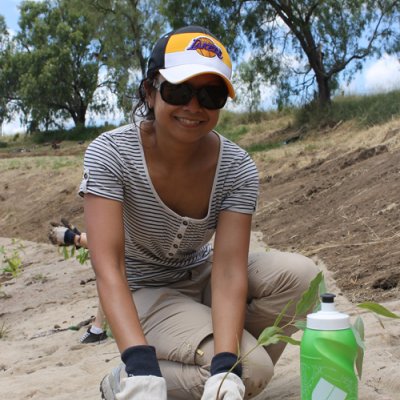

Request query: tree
[
  {"left": 14, "top": 0, "right": 108, "bottom": 129},
  {"left": 161, "top": 0, "right": 400, "bottom": 108},
  {"left": 0, "top": 15, "right": 19, "bottom": 126},
  {"left": 78, "top": 0, "right": 166, "bottom": 114}
]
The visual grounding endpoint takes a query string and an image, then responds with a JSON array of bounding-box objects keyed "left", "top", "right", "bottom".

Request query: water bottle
[{"left": 300, "top": 293, "right": 358, "bottom": 400}]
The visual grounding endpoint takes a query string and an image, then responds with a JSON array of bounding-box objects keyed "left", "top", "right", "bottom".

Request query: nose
[{"left": 182, "top": 93, "right": 202, "bottom": 111}]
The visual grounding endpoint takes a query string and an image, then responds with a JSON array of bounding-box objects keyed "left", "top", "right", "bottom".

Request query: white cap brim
[{"left": 159, "top": 64, "right": 235, "bottom": 99}]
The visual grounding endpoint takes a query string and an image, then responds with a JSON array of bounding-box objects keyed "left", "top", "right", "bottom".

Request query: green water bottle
[{"left": 300, "top": 293, "right": 358, "bottom": 400}]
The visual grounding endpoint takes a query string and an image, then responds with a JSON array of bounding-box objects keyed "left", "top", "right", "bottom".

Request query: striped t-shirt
[{"left": 79, "top": 124, "right": 259, "bottom": 289}]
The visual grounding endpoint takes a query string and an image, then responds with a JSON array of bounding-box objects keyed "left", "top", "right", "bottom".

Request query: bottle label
[
  {"left": 301, "top": 363, "right": 357, "bottom": 400},
  {"left": 312, "top": 378, "right": 346, "bottom": 400}
]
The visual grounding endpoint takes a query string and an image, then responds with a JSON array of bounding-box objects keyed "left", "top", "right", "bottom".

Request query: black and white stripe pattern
[{"left": 79, "top": 124, "right": 259, "bottom": 289}]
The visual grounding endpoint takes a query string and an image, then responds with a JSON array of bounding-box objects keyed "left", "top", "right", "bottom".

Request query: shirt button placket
[{"left": 167, "top": 218, "right": 189, "bottom": 257}]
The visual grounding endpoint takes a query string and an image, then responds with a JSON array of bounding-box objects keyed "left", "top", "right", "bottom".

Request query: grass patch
[
  {"left": 30, "top": 124, "right": 118, "bottom": 144},
  {"left": 0, "top": 322, "right": 10, "bottom": 339},
  {"left": 0, "top": 155, "right": 82, "bottom": 171},
  {"left": 295, "top": 89, "right": 400, "bottom": 129},
  {"left": 244, "top": 141, "right": 283, "bottom": 154}
]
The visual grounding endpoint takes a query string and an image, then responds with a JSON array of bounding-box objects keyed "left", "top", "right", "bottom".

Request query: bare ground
[{"left": 0, "top": 119, "right": 400, "bottom": 399}]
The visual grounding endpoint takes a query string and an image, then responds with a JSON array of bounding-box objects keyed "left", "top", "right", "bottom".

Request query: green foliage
[
  {"left": 4, "top": 0, "right": 109, "bottom": 129},
  {"left": 295, "top": 90, "right": 400, "bottom": 129},
  {"left": 357, "top": 302, "right": 400, "bottom": 320},
  {"left": 0, "top": 321, "right": 11, "bottom": 339},
  {"left": 244, "top": 142, "right": 282, "bottom": 155},
  {"left": 352, "top": 317, "right": 365, "bottom": 379},
  {"left": 60, "top": 246, "right": 90, "bottom": 265},
  {"left": 0, "top": 141, "right": 8, "bottom": 148},
  {"left": 76, "top": 0, "right": 166, "bottom": 115},
  {"left": 161, "top": 0, "right": 400, "bottom": 108},
  {"left": 30, "top": 124, "right": 116, "bottom": 144},
  {"left": 76, "top": 248, "right": 90, "bottom": 265},
  {"left": 1, "top": 244, "right": 23, "bottom": 279}
]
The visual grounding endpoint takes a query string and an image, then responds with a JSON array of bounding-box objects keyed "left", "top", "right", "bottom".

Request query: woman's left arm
[{"left": 211, "top": 210, "right": 252, "bottom": 355}]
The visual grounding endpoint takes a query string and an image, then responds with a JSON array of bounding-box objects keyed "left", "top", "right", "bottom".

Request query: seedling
[
  {"left": 59, "top": 246, "right": 90, "bottom": 265},
  {"left": 1, "top": 245, "right": 23, "bottom": 279},
  {"left": 0, "top": 322, "right": 10, "bottom": 339},
  {"left": 216, "top": 271, "right": 399, "bottom": 399}
]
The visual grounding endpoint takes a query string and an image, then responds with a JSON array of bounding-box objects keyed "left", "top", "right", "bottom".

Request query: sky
[{"left": 1, "top": 0, "right": 400, "bottom": 135}]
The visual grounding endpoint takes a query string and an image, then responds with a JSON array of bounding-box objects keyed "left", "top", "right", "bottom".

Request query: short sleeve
[
  {"left": 221, "top": 152, "right": 259, "bottom": 214},
  {"left": 79, "top": 134, "right": 124, "bottom": 202}
]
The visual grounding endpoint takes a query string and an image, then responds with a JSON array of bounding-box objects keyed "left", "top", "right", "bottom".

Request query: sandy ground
[
  {"left": 0, "top": 233, "right": 399, "bottom": 400},
  {"left": 1, "top": 117, "right": 399, "bottom": 398}
]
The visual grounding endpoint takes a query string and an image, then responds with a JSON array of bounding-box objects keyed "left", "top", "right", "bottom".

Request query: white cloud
[
  {"left": 364, "top": 53, "right": 400, "bottom": 93},
  {"left": 1, "top": 119, "right": 26, "bottom": 136},
  {"left": 344, "top": 53, "right": 400, "bottom": 95}
]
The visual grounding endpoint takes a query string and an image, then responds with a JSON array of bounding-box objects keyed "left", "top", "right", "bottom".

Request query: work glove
[
  {"left": 117, "top": 345, "right": 167, "bottom": 400},
  {"left": 48, "top": 218, "right": 81, "bottom": 247},
  {"left": 116, "top": 376, "right": 167, "bottom": 400},
  {"left": 201, "top": 372, "right": 245, "bottom": 400},
  {"left": 201, "top": 352, "right": 245, "bottom": 400}
]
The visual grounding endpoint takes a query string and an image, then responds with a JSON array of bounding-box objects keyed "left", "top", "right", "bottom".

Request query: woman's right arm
[{"left": 84, "top": 193, "right": 147, "bottom": 352}]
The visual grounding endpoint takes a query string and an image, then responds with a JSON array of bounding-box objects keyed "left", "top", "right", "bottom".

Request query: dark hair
[{"left": 131, "top": 77, "right": 157, "bottom": 124}]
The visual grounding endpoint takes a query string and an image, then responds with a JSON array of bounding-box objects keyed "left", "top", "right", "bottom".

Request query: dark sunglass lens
[
  {"left": 198, "top": 86, "right": 228, "bottom": 109},
  {"left": 160, "top": 82, "right": 192, "bottom": 105}
]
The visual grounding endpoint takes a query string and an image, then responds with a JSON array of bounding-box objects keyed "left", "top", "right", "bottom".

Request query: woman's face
[{"left": 148, "top": 74, "right": 225, "bottom": 144}]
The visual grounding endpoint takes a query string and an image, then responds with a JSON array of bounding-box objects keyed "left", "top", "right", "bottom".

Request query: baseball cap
[{"left": 147, "top": 26, "right": 235, "bottom": 98}]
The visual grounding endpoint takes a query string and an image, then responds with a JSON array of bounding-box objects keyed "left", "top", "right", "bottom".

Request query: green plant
[
  {"left": 216, "top": 271, "right": 399, "bottom": 399},
  {"left": 60, "top": 246, "right": 90, "bottom": 265},
  {"left": 244, "top": 141, "right": 283, "bottom": 154},
  {"left": 76, "top": 248, "right": 90, "bottom": 265},
  {"left": 0, "top": 322, "right": 10, "bottom": 339},
  {"left": 1, "top": 245, "right": 23, "bottom": 279}
]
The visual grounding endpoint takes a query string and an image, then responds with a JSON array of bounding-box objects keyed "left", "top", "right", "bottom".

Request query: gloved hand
[
  {"left": 116, "top": 345, "right": 166, "bottom": 400},
  {"left": 201, "top": 352, "right": 244, "bottom": 400},
  {"left": 48, "top": 218, "right": 81, "bottom": 247},
  {"left": 116, "top": 375, "right": 167, "bottom": 400},
  {"left": 201, "top": 372, "right": 245, "bottom": 400}
]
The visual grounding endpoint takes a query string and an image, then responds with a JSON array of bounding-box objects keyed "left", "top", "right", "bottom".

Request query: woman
[{"left": 79, "top": 26, "right": 318, "bottom": 400}]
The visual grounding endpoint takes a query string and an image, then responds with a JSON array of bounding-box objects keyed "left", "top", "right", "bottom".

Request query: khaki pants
[{"left": 132, "top": 250, "right": 319, "bottom": 399}]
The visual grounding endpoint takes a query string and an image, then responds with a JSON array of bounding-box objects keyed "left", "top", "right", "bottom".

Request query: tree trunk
[
  {"left": 71, "top": 106, "right": 86, "bottom": 128},
  {"left": 316, "top": 74, "right": 331, "bottom": 108}
]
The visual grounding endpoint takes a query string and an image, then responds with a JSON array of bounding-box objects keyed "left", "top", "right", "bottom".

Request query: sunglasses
[{"left": 154, "top": 80, "right": 228, "bottom": 110}]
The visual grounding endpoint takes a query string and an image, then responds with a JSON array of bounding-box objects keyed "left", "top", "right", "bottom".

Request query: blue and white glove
[
  {"left": 117, "top": 345, "right": 167, "bottom": 400},
  {"left": 201, "top": 352, "right": 245, "bottom": 400},
  {"left": 48, "top": 218, "right": 81, "bottom": 247}
]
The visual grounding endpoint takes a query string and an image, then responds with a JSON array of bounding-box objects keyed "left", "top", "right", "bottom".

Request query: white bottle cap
[{"left": 307, "top": 293, "right": 351, "bottom": 330}]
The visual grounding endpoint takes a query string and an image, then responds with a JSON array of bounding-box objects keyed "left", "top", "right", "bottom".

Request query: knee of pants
[
  {"left": 289, "top": 253, "right": 320, "bottom": 297},
  {"left": 242, "top": 344, "right": 274, "bottom": 399}
]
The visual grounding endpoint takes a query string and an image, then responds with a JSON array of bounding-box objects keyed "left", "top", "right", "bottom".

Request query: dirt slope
[{"left": 1, "top": 119, "right": 399, "bottom": 304}]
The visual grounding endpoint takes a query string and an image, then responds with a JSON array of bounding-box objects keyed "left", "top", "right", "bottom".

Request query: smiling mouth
[{"left": 175, "top": 117, "right": 203, "bottom": 126}]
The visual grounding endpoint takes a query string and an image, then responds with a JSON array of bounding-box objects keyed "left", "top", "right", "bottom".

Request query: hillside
[{"left": 1, "top": 117, "right": 399, "bottom": 304}]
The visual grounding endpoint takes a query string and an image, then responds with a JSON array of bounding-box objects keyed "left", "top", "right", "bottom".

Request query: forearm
[
  {"left": 211, "top": 265, "right": 248, "bottom": 355},
  {"left": 93, "top": 259, "right": 147, "bottom": 352}
]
